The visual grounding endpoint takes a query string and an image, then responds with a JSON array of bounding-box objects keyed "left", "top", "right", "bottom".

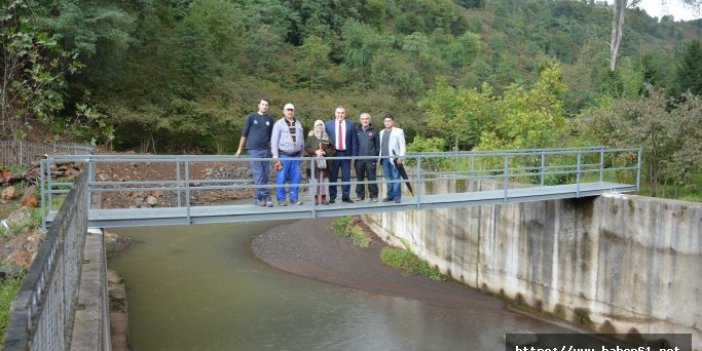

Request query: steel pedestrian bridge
[{"left": 40, "top": 147, "right": 641, "bottom": 229}]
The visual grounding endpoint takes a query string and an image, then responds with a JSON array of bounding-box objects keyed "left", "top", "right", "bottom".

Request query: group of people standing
[{"left": 235, "top": 99, "right": 406, "bottom": 207}]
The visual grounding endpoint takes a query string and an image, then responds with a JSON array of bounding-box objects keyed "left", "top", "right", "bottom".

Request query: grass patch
[
  {"left": 330, "top": 216, "right": 351, "bottom": 233},
  {"left": 330, "top": 216, "right": 372, "bottom": 248},
  {"left": 0, "top": 271, "right": 25, "bottom": 341},
  {"left": 380, "top": 247, "right": 447, "bottom": 282}
]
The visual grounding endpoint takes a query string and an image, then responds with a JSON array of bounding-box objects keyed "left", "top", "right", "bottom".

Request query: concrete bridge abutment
[{"left": 365, "top": 187, "right": 702, "bottom": 348}]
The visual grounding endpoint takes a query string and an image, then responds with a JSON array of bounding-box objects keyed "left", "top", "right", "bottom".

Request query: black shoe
[
  {"left": 329, "top": 198, "right": 336, "bottom": 204},
  {"left": 342, "top": 197, "right": 354, "bottom": 204},
  {"left": 354, "top": 197, "right": 364, "bottom": 202},
  {"left": 382, "top": 197, "right": 393, "bottom": 202},
  {"left": 394, "top": 199, "right": 401, "bottom": 203}
]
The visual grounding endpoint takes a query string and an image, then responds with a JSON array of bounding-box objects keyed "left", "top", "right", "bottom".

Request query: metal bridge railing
[
  {"left": 38, "top": 146, "right": 641, "bottom": 227},
  {"left": 3, "top": 172, "right": 89, "bottom": 351}
]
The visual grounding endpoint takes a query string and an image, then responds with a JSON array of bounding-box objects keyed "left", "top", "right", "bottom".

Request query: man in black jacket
[{"left": 354, "top": 113, "right": 380, "bottom": 202}]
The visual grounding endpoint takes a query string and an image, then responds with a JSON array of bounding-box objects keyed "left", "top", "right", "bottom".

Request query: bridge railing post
[
  {"left": 47, "top": 156, "right": 53, "bottom": 212},
  {"left": 176, "top": 157, "right": 181, "bottom": 208},
  {"left": 636, "top": 147, "right": 642, "bottom": 191},
  {"left": 40, "top": 160, "right": 47, "bottom": 231},
  {"left": 470, "top": 154, "right": 475, "bottom": 181},
  {"left": 87, "top": 155, "right": 94, "bottom": 217},
  {"left": 185, "top": 159, "right": 191, "bottom": 224},
  {"left": 503, "top": 154, "right": 509, "bottom": 203},
  {"left": 540, "top": 150, "right": 545, "bottom": 187},
  {"left": 600, "top": 146, "right": 604, "bottom": 183},
  {"left": 416, "top": 155, "right": 422, "bottom": 209},
  {"left": 310, "top": 155, "right": 317, "bottom": 217},
  {"left": 576, "top": 152, "right": 581, "bottom": 197}
]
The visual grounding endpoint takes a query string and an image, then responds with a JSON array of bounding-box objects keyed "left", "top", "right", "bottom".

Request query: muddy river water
[{"left": 108, "top": 220, "right": 565, "bottom": 351}]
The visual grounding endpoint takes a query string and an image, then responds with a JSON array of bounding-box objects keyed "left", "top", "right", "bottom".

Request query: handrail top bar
[{"left": 40, "top": 146, "right": 640, "bottom": 162}]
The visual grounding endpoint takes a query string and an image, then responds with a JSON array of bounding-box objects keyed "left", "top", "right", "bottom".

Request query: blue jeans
[
  {"left": 276, "top": 154, "right": 301, "bottom": 202},
  {"left": 381, "top": 159, "right": 401, "bottom": 200},
  {"left": 248, "top": 149, "right": 271, "bottom": 202}
]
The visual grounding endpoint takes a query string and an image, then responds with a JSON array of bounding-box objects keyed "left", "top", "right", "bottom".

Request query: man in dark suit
[{"left": 325, "top": 106, "right": 357, "bottom": 203}]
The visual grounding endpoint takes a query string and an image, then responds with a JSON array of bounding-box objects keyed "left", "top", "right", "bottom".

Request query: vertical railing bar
[
  {"left": 600, "top": 146, "right": 604, "bottom": 183},
  {"left": 47, "top": 156, "right": 53, "bottom": 213},
  {"left": 576, "top": 152, "right": 581, "bottom": 197},
  {"left": 310, "top": 154, "right": 317, "bottom": 217},
  {"left": 503, "top": 154, "right": 509, "bottom": 203},
  {"left": 176, "top": 157, "right": 182, "bottom": 208},
  {"left": 40, "top": 160, "right": 47, "bottom": 231},
  {"left": 470, "top": 154, "right": 475, "bottom": 179},
  {"left": 87, "top": 157, "right": 93, "bottom": 224},
  {"left": 416, "top": 155, "right": 422, "bottom": 210},
  {"left": 636, "top": 148, "right": 642, "bottom": 191},
  {"left": 540, "top": 150, "right": 545, "bottom": 187},
  {"left": 185, "top": 160, "right": 191, "bottom": 224}
]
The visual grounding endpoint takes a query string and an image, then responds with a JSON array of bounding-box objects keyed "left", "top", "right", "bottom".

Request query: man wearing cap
[
  {"left": 235, "top": 98, "right": 274, "bottom": 207},
  {"left": 271, "top": 103, "right": 305, "bottom": 205},
  {"left": 325, "top": 106, "right": 357, "bottom": 204}
]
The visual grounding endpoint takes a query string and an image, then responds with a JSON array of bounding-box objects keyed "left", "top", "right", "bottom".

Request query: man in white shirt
[{"left": 378, "top": 114, "right": 406, "bottom": 203}]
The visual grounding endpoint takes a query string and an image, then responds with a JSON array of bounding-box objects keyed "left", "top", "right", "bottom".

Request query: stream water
[{"left": 108, "top": 220, "right": 563, "bottom": 351}]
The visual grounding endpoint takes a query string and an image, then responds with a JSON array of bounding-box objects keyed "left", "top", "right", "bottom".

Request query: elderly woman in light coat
[{"left": 304, "top": 120, "right": 334, "bottom": 205}]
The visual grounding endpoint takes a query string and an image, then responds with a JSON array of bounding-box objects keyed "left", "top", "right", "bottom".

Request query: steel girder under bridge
[{"left": 40, "top": 147, "right": 641, "bottom": 229}]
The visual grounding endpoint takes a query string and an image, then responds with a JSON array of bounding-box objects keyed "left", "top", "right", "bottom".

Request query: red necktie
[{"left": 338, "top": 121, "right": 344, "bottom": 150}]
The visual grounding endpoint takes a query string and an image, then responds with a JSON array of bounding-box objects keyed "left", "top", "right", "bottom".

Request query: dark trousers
[
  {"left": 355, "top": 160, "right": 378, "bottom": 199},
  {"left": 329, "top": 150, "right": 351, "bottom": 200}
]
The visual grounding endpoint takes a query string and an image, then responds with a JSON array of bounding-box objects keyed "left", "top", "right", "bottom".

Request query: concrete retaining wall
[{"left": 365, "top": 182, "right": 702, "bottom": 348}]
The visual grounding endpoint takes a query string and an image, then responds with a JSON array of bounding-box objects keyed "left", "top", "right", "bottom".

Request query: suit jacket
[
  {"left": 378, "top": 127, "right": 406, "bottom": 164},
  {"left": 325, "top": 119, "right": 357, "bottom": 156}
]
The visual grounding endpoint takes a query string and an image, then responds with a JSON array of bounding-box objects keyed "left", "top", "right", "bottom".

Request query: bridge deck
[{"left": 48, "top": 181, "right": 635, "bottom": 228}]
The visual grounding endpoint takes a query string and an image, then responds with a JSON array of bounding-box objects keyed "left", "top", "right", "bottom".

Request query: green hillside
[{"left": 3, "top": 0, "right": 702, "bottom": 199}]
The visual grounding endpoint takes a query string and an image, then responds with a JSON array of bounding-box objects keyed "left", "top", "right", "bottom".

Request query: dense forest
[{"left": 2, "top": 0, "right": 702, "bottom": 198}]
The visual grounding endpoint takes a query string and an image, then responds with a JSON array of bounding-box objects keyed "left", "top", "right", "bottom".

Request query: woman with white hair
[{"left": 304, "top": 120, "right": 334, "bottom": 205}]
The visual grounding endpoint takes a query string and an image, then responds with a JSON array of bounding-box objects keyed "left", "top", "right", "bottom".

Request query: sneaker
[
  {"left": 295, "top": 200, "right": 303, "bottom": 205},
  {"left": 355, "top": 197, "right": 365, "bottom": 202},
  {"left": 394, "top": 199, "right": 401, "bottom": 203},
  {"left": 265, "top": 201, "right": 274, "bottom": 207},
  {"left": 278, "top": 201, "right": 287, "bottom": 206},
  {"left": 370, "top": 197, "right": 378, "bottom": 202}
]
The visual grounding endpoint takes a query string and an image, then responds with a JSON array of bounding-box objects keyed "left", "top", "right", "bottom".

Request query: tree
[
  {"left": 1, "top": 0, "right": 81, "bottom": 139},
  {"left": 476, "top": 60, "right": 568, "bottom": 151},
  {"left": 294, "top": 35, "right": 332, "bottom": 90},
  {"left": 419, "top": 78, "right": 496, "bottom": 150},
  {"left": 580, "top": 88, "right": 702, "bottom": 197},
  {"left": 675, "top": 39, "right": 702, "bottom": 96},
  {"left": 610, "top": 0, "right": 702, "bottom": 71}
]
